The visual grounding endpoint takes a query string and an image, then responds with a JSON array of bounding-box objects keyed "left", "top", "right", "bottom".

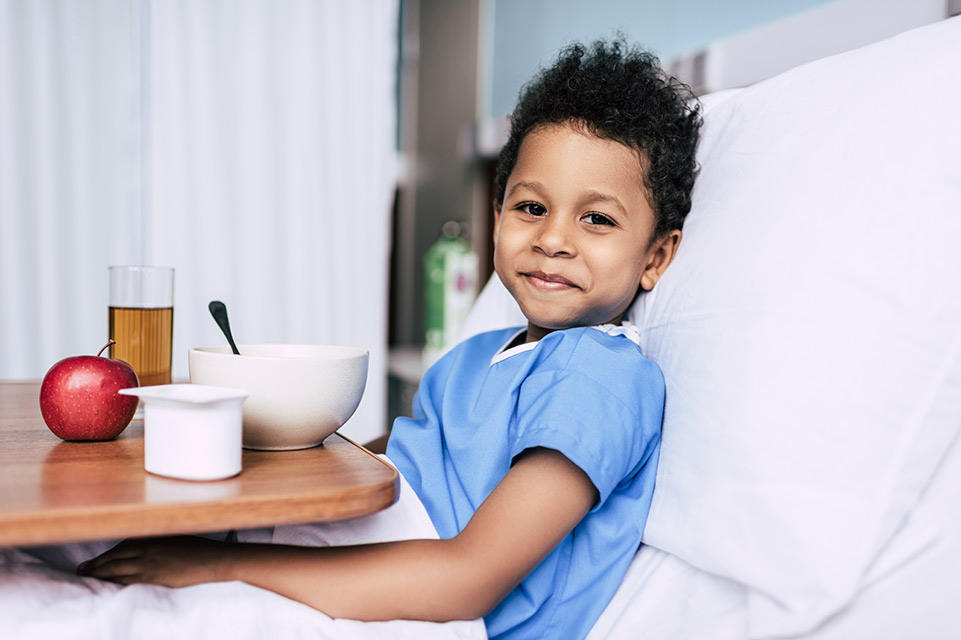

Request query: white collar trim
[
  {"left": 489, "top": 321, "right": 641, "bottom": 366},
  {"left": 589, "top": 321, "right": 642, "bottom": 347},
  {"left": 490, "top": 329, "right": 535, "bottom": 365}
]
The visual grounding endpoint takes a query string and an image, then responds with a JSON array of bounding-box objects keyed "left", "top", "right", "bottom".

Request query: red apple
[{"left": 39, "top": 340, "right": 140, "bottom": 441}]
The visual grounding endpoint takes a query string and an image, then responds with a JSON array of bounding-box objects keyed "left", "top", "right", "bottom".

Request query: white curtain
[{"left": 0, "top": 0, "right": 398, "bottom": 442}]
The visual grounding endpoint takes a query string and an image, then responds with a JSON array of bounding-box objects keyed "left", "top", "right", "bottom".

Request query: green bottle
[{"left": 424, "top": 221, "right": 478, "bottom": 365}]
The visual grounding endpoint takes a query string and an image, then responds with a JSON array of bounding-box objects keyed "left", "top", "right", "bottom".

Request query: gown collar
[{"left": 489, "top": 321, "right": 641, "bottom": 366}]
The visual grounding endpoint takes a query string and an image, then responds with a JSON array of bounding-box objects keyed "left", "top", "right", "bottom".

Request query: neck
[
  {"left": 526, "top": 315, "right": 630, "bottom": 343},
  {"left": 525, "top": 323, "right": 551, "bottom": 343}
]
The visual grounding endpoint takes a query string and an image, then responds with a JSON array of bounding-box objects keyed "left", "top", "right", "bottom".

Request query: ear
[
  {"left": 492, "top": 203, "right": 502, "bottom": 246},
  {"left": 639, "top": 230, "right": 681, "bottom": 291}
]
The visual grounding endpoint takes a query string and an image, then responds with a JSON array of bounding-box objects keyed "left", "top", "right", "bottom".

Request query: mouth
[{"left": 521, "top": 271, "right": 580, "bottom": 291}]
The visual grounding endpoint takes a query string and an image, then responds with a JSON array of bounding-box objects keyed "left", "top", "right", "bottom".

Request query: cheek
[
  {"left": 492, "top": 235, "right": 510, "bottom": 279},
  {"left": 601, "top": 249, "right": 646, "bottom": 294},
  {"left": 493, "top": 225, "right": 521, "bottom": 262}
]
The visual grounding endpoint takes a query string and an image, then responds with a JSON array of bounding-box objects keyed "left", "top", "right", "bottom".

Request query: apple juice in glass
[{"left": 108, "top": 266, "right": 174, "bottom": 387}]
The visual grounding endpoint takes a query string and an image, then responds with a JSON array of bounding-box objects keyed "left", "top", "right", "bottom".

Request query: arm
[{"left": 79, "top": 447, "right": 598, "bottom": 622}]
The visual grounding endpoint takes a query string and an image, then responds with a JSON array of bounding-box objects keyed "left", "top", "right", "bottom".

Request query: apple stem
[{"left": 97, "top": 340, "right": 116, "bottom": 358}]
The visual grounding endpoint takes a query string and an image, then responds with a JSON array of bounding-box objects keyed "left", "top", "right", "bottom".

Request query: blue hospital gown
[{"left": 387, "top": 325, "right": 664, "bottom": 640}]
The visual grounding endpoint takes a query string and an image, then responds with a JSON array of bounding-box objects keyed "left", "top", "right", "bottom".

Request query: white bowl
[{"left": 187, "top": 344, "right": 369, "bottom": 450}]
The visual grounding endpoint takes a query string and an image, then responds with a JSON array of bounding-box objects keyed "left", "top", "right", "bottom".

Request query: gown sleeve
[{"left": 508, "top": 329, "right": 665, "bottom": 507}]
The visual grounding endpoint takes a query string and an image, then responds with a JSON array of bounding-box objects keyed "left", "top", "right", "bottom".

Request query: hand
[{"left": 77, "top": 535, "right": 232, "bottom": 588}]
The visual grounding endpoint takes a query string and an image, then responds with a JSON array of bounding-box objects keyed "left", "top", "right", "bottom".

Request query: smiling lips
[{"left": 522, "top": 270, "right": 579, "bottom": 291}]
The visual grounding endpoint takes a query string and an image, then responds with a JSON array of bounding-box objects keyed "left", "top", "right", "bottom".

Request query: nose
[{"left": 533, "top": 215, "right": 575, "bottom": 257}]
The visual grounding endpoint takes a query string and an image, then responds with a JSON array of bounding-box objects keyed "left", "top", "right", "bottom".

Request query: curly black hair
[{"left": 494, "top": 38, "right": 702, "bottom": 239}]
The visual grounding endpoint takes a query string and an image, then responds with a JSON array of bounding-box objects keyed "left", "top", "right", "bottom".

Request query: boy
[{"left": 80, "top": 39, "right": 701, "bottom": 640}]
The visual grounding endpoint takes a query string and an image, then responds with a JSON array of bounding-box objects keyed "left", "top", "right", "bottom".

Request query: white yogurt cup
[{"left": 120, "top": 384, "right": 249, "bottom": 481}]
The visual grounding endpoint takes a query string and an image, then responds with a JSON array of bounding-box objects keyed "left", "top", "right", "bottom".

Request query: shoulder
[
  {"left": 534, "top": 327, "right": 664, "bottom": 394},
  {"left": 521, "top": 328, "right": 667, "bottom": 428},
  {"left": 509, "top": 328, "right": 665, "bottom": 504}
]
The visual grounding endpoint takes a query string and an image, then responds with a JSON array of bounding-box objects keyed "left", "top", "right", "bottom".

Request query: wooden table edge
[{"left": 0, "top": 411, "right": 400, "bottom": 547}]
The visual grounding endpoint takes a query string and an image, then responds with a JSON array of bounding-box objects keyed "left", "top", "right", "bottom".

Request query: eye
[
  {"left": 582, "top": 212, "right": 615, "bottom": 226},
  {"left": 517, "top": 202, "right": 547, "bottom": 217}
]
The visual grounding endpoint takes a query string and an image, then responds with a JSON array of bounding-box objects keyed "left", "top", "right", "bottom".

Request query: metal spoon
[{"left": 208, "top": 300, "right": 241, "bottom": 355}]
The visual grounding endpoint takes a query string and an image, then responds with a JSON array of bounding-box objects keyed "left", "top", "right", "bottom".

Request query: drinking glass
[{"left": 108, "top": 266, "right": 175, "bottom": 387}]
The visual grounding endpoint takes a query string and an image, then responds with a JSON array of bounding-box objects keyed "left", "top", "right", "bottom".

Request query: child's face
[{"left": 494, "top": 123, "right": 680, "bottom": 342}]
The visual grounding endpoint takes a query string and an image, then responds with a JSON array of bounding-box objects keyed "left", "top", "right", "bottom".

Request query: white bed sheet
[
  {"left": 588, "top": 543, "right": 747, "bottom": 639},
  {"left": 0, "top": 458, "right": 486, "bottom": 640}
]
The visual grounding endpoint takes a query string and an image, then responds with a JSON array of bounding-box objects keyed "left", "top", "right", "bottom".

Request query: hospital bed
[{"left": 3, "top": 16, "right": 960, "bottom": 639}]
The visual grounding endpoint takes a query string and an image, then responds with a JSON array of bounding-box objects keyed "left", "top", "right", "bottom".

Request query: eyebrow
[{"left": 505, "top": 180, "right": 546, "bottom": 200}]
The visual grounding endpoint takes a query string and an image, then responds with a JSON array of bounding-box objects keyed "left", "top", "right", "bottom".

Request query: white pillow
[{"left": 462, "top": 16, "right": 961, "bottom": 638}]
